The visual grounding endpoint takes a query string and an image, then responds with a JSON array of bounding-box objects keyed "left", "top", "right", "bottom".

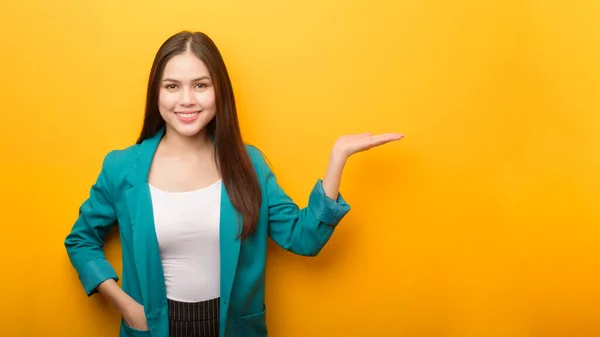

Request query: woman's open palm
[{"left": 333, "top": 132, "right": 404, "bottom": 158}]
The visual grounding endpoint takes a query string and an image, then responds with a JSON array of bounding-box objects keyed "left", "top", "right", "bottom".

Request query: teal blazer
[{"left": 64, "top": 128, "right": 351, "bottom": 337}]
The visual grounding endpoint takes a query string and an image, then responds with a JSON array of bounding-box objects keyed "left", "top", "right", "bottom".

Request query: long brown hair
[{"left": 137, "top": 31, "right": 261, "bottom": 239}]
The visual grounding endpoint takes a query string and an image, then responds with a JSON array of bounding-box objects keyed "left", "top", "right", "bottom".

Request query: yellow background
[{"left": 1, "top": 0, "right": 599, "bottom": 336}]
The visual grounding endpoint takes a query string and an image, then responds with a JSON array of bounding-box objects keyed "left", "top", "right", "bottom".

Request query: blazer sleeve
[
  {"left": 253, "top": 148, "right": 351, "bottom": 256},
  {"left": 64, "top": 151, "right": 119, "bottom": 296}
]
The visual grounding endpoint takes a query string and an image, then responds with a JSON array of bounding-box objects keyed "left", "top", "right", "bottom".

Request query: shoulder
[
  {"left": 244, "top": 143, "right": 272, "bottom": 176},
  {"left": 244, "top": 143, "right": 264, "bottom": 160},
  {"left": 99, "top": 143, "right": 140, "bottom": 178}
]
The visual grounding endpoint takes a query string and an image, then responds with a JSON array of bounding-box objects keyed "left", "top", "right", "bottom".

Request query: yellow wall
[{"left": 1, "top": 0, "right": 599, "bottom": 336}]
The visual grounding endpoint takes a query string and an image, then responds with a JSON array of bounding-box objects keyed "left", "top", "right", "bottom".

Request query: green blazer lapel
[
  {"left": 219, "top": 184, "right": 242, "bottom": 331},
  {"left": 124, "top": 128, "right": 167, "bottom": 316}
]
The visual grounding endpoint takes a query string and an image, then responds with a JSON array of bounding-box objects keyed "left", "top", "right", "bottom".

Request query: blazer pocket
[
  {"left": 235, "top": 305, "right": 267, "bottom": 337},
  {"left": 122, "top": 319, "right": 151, "bottom": 337}
]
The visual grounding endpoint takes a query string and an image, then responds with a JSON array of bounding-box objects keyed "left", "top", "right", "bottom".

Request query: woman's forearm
[
  {"left": 322, "top": 151, "right": 348, "bottom": 200},
  {"left": 97, "top": 279, "right": 137, "bottom": 314}
]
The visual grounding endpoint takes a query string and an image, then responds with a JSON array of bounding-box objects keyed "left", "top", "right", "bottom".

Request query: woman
[{"left": 64, "top": 31, "right": 403, "bottom": 337}]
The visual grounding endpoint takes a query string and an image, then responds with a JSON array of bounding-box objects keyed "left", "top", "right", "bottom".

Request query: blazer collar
[{"left": 125, "top": 127, "right": 165, "bottom": 186}]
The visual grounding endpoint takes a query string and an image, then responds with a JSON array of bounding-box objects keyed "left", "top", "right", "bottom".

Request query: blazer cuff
[
  {"left": 308, "top": 179, "right": 351, "bottom": 226},
  {"left": 79, "top": 258, "right": 119, "bottom": 296}
]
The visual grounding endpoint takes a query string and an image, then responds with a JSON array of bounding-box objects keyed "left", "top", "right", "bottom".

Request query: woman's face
[{"left": 158, "top": 52, "right": 217, "bottom": 138}]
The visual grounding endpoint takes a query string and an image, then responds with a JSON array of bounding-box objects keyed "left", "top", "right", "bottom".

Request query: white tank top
[{"left": 149, "top": 180, "right": 221, "bottom": 302}]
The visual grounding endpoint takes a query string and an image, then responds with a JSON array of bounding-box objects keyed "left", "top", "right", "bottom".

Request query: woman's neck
[{"left": 160, "top": 128, "right": 214, "bottom": 158}]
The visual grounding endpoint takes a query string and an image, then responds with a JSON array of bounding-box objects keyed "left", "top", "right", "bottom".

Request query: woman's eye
[
  {"left": 195, "top": 83, "right": 207, "bottom": 88},
  {"left": 165, "top": 84, "right": 178, "bottom": 89}
]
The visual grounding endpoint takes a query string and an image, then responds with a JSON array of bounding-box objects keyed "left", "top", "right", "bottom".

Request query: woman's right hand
[
  {"left": 97, "top": 279, "right": 149, "bottom": 331},
  {"left": 122, "top": 301, "right": 149, "bottom": 331}
]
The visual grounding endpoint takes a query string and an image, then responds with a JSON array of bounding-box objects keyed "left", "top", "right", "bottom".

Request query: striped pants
[{"left": 168, "top": 297, "right": 220, "bottom": 337}]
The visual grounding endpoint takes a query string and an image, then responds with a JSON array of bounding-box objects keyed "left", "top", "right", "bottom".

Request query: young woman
[{"left": 64, "top": 31, "right": 403, "bottom": 337}]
